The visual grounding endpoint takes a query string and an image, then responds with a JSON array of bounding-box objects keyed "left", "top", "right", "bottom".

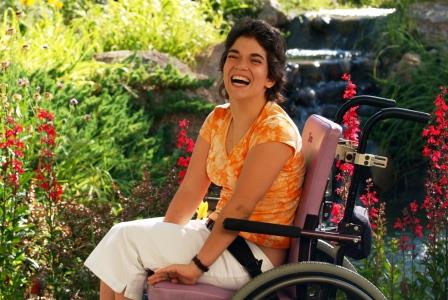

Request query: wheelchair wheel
[
  {"left": 316, "top": 240, "right": 356, "bottom": 272},
  {"left": 232, "top": 262, "right": 386, "bottom": 300}
]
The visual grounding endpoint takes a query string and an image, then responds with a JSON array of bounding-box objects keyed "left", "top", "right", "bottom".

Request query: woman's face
[{"left": 223, "top": 36, "right": 274, "bottom": 103}]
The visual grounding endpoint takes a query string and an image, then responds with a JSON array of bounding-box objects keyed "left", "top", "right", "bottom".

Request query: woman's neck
[{"left": 229, "top": 97, "right": 267, "bottom": 129}]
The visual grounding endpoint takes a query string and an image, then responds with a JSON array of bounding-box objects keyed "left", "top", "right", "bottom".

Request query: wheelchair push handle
[
  {"left": 334, "top": 95, "right": 397, "bottom": 124},
  {"left": 357, "top": 107, "right": 431, "bottom": 153},
  {"left": 343, "top": 107, "right": 431, "bottom": 224}
]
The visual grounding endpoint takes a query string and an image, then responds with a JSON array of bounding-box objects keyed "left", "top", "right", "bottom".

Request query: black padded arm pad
[{"left": 223, "top": 218, "right": 301, "bottom": 238}]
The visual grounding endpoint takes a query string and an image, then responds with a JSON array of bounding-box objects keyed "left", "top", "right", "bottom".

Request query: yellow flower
[
  {"left": 20, "top": 0, "right": 35, "bottom": 6},
  {"left": 196, "top": 201, "right": 209, "bottom": 220},
  {"left": 47, "top": 0, "right": 64, "bottom": 9}
]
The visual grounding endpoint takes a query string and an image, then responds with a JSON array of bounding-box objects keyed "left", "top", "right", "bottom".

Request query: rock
[
  {"left": 393, "top": 52, "right": 421, "bottom": 83},
  {"left": 293, "top": 87, "right": 317, "bottom": 107},
  {"left": 409, "top": 1, "right": 448, "bottom": 48},
  {"left": 194, "top": 43, "right": 224, "bottom": 81},
  {"left": 320, "top": 103, "right": 339, "bottom": 119},
  {"left": 310, "top": 16, "right": 332, "bottom": 34},
  {"left": 193, "top": 43, "right": 226, "bottom": 103},
  {"left": 257, "top": 0, "right": 289, "bottom": 27},
  {"left": 94, "top": 50, "right": 205, "bottom": 80}
]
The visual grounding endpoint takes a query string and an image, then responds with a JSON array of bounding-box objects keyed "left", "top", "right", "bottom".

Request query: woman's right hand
[{"left": 147, "top": 262, "right": 203, "bottom": 285}]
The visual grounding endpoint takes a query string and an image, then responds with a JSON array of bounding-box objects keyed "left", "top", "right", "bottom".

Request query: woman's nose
[{"left": 233, "top": 64, "right": 248, "bottom": 71}]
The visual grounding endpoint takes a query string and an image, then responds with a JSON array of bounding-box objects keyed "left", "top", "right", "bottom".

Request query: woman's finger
[{"left": 148, "top": 271, "right": 169, "bottom": 285}]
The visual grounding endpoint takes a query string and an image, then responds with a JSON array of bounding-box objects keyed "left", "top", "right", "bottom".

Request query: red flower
[
  {"left": 177, "top": 156, "right": 190, "bottom": 167},
  {"left": 49, "top": 183, "right": 63, "bottom": 202},
  {"left": 398, "top": 235, "right": 413, "bottom": 251},
  {"left": 178, "top": 169, "right": 187, "bottom": 183},
  {"left": 409, "top": 200, "right": 419, "bottom": 214},
  {"left": 414, "top": 224, "right": 423, "bottom": 238},
  {"left": 30, "top": 278, "right": 43, "bottom": 295},
  {"left": 393, "top": 218, "right": 404, "bottom": 230},
  {"left": 341, "top": 73, "right": 351, "bottom": 81},
  {"left": 339, "top": 162, "right": 354, "bottom": 174},
  {"left": 330, "top": 203, "right": 344, "bottom": 224},
  {"left": 178, "top": 119, "right": 189, "bottom": 128},
  {"left": 422, "top": 146, "right": 431, "bottom": 157},
  {"left": 184, "top": 138, "right": 195, "bottom": 153},
  {"left": 8, "top": 173, "right": 19, "bottom": 187},
  {"left": 37, "top": 110, "right": 54, "bottom": 121}
]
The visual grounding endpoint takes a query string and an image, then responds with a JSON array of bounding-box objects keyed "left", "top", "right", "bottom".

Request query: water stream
[{"left": 283, "top": 8, "right": 396, "bottom": 130}]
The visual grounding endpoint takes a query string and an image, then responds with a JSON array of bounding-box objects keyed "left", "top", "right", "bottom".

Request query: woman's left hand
[{"left": 147, "top": 262, "right": 203, "bottom": 285}]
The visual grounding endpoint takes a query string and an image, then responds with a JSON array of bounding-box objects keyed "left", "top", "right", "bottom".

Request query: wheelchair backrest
[{"left": 288, "top": 114, "right": 342, "bottom": 263}]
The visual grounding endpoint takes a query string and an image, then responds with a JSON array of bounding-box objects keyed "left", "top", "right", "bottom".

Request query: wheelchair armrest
[
  {"left": 224, "top": 218, "right": 363, "bottom": 246},
  {"left": 223, "top": 218, "right": 301, "bottom": 238}
]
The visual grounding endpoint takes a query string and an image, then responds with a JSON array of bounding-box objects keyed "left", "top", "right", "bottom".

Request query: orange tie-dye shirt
[{"left": 199, "top": 101, "right": 305, "bottom": 249}]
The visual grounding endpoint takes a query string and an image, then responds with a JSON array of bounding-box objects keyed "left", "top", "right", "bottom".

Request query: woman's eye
[{"left": 252, "top": 60, "right": 262, "bottom": 64}]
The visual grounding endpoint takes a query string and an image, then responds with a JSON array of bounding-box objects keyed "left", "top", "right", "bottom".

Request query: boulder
[
  {"left": 94, "top": 50, "right": 205, "bottom": 80},
  {"left": 392, "top": 52, "right": 421, "bottom": 83},
  {"left": 409, "top": 1, "right": 448, "bottom": 48},
  {"left": 194, "top": 43, "right": 226, "bottom": 103},
  {"left": 257, "top": 0, "right": 289, "bottom": 27}
]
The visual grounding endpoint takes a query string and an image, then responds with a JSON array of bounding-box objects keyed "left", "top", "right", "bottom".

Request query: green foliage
[
  {"left": 1, "top": 0, "right": 223, "bottom": 75},
  {"left": 79, "top": 0, "right": 222, "bottom": 63},
  {"left": 0, "top": 57, "right": 58, "bottom": 298},
  {"left": 206, "top": 0, "right": 263, "bottom": 27},
  {"left": 0, "top": 5, "right": 100, "bottom": 76},
  {"left": 45, "top": 61, "right": 212, "bottom": 200},
  {"left": 371, "top": 1, "right": 448, "bottom": 182},
  {"left": 57, "top": 75, "right": 155, "bottom": 198},
  {"left": 417, "top": 238, "right": 448, "bottom": 300}
]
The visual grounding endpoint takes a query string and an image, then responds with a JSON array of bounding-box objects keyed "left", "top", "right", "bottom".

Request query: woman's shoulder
[
  {"left": 261, "top": 102, "right": 299, "bottom": 133},
  {"left": 214, "top": 103, "right": 230, "bottom": 114},
  {"left": 207, "top": 103, "right": 230, "bottom": 120}
]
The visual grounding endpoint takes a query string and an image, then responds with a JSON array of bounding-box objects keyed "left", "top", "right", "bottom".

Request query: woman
[{"left": 85, "top": 18, "right": 305, "bottom": 300}]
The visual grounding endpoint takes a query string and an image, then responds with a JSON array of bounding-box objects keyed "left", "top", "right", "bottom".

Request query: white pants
[{"left": 84, "top": 217, "right": 274, "bottom": 300}]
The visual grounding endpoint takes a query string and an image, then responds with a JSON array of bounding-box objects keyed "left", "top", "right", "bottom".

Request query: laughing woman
[{"left": 84, "top": 17, "right": 305, "bottom": 300}]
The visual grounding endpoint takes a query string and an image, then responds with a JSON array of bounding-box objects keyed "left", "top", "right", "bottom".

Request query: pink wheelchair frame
[{"left": 149, "top": 96, "right": 430, "bottom": 300}]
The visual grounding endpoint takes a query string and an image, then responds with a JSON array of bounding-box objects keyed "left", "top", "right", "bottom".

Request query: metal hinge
[
  {"left": 335, "top": 139, "right": 357, "bottom": 162},
  {"left": 335, "top": 139, "right": 388, "bottom": 168},
  {"left": 354, "top": 153, "right": 388, "bottom": 168}
]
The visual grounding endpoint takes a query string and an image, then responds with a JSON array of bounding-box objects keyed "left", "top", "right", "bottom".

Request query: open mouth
[{"left": 231, "top": 75, "right": 250, "bottom": 86}]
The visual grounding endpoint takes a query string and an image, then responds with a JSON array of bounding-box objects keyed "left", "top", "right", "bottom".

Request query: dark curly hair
[{"left": 218, "top": 18, "right": 287, "bottom": 103}]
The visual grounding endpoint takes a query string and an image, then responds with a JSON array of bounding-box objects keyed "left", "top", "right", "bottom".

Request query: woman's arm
[
  {"left": 149, "top": 141, "right": 293, "bottom": 285},
  {"left": 196, "top": 141, "right": 293, "bottom": 266},
  {"left": 163, "top": 135, "right": 211, "bottom": 225}
]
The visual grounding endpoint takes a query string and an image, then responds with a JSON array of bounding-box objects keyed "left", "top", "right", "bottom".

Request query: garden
[{"left": 0, "top": 0, "right": 447, "bottom": 299}]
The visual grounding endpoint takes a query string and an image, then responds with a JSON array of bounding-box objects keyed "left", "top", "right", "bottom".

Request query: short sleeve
[
  {"left": 249, "top": 116, "right": 300, "bottom": 151},
  {"left": 198, "top": 109, "right": 215, "bottom": 143}
]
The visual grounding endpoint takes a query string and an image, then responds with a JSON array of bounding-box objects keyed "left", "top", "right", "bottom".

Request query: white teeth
[{"left": 231, "top": 75, "right": 250, "bottom": 84}]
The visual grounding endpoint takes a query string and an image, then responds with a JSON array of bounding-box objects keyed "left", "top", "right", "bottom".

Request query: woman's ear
[{"left": 265, "top": 79, "right": 275, "bottom": 89}]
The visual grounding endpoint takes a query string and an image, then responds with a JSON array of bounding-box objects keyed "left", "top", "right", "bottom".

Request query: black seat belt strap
[
  {"left": 206, "top": 219, "right": 262, "bottom": 278},
  {"left": 227, "top": 235, "right": 263, "bottom": 278}
]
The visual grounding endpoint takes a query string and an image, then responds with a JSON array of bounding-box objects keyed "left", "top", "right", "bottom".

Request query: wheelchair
[{"left": 149, "top": 96, "right": 430, "bottom": 300}]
